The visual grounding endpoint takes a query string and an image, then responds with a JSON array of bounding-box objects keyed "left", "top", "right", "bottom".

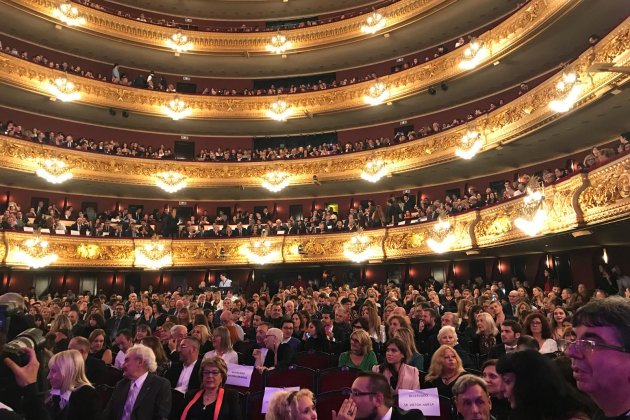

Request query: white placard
[
  {"left": 70, "top": 230, "right": 80, "bottom": 236},
  {"left": 276, "top": 230, "right": 286, "bottom": 235},
  {"left": 262, "top": 386, "right": 300, "bottom": 413},
  {"left": 55, "top": 230, "right": 66, "bottom": 235},
  {"left": 398, "top": 388, "right": 440, "bottom": 417},
  {"left": 398, "top": 221, "right": 406, "bottom": 226},
  {"left": 23, "top": 227, "right": 34, "bottom": 232},
  {"left": 40, "top": 229, "right": 50, "bottom": 233},
  {"left": 225, "top": 363, "right": 254, "bottom": 388},
  {"left": 410, "top": 219, "right": 419, "bottom": 224}
]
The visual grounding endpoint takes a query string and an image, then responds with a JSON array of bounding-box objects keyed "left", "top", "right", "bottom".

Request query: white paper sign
[
  {"left": 398, "top": 388, "right": 440, "bottom": 417},
  {"left": 261, "top": 386, "right": 300, "bottom": 413},
  {"left": 23, "top": 227, "right": 34, "bottom": 232},
  {"left": 70, "top": 230, "right": 80, "bottom": 236},
  {"left": 225, "top": 363, "right": 254, "bottom": 388},
  {"left": 40, "top": 229, "right": 50, "bottom": 233},
  {"left": 55, "top": 230, "right": 66, "bottom": 235}
]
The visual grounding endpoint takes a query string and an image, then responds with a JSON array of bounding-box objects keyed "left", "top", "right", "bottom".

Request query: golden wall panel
[
  {"left": 0, "top": 0, "right": 609, "bottom": 120},
  {"left": 8, "top": 0, "right": 447, "bottom": 53},
  {"left": 579, "top": 156, "right": 630, "bottom": 225}
]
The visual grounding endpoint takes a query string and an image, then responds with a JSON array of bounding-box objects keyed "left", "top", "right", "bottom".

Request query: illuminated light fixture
[
  {"left": 35, "top": 158, "right": 73, "bottom": 184},
  {"left": 360, "top": 158, "right": 388, "bottom": 183},
  {"left": 459, "top": 38, "right": 490, "bottom": 70},
  {"left": 266, "top": 33, "right": 291, "bottom": 54},
  {"left": 514, "top": 183, "right": 547, "bottom": 237},
  {"left": 46, "top": 77, "right": 81, "bottom": 102},
  {"left": 455, "top": 130, "right": 484, "bottom": 160},
  {"left": 241, "top": 232, "right": 280, "bottom": 265},
  {"left": 261, "top": 171, "right": 290, "bottom": 192},
  {"left": 602, "top": 248, "right": 608, "bottom": 264},
  {"left": 427, "top": 215, "right": 456, "bottom": 254},
  {"left": 52, "top": 2, "right": 86, "bottom": 26},
  {"left": 161, "top": 97, "right": 192, "bottom": 120},
  {"left": 343, "top": 229, "right": 374, "bottom": 263},
  {"left": 549, "top": 72, "right": 582, "bottom": 113},
  {"left": 166, "top": 31, "right": 192, "bottom": 54},
  {"left": 154, "top": 171, "right": 187, "bottom": 193},
  {"left": 363, "top": 81, "right": 390, "bottom": 106},
  {"left": 13, "top": 231, "right": 58, "bottom": 269},
  {"left": 360, "top": 12, "right": 386, "bottom": 34},
  {"left": 266, "top": 100, "right": 293, "bottom": 121},
  {"left": 134, "top": 236, "right": 172, "bottom": 270}
]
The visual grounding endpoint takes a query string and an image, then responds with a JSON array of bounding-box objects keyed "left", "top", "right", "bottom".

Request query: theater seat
[
  {"left": 94, "top": 384, "right": 114, "bottom": 408},
  {"left": 295, "top": 350, "right": 335, "bottom": 370},
  {"left": 424, "top": 395, "right": 456, "bottom": 420},
  {"left": 264, "top": 365, "right": 316, "bottom": 390},
  {"left": 102, "top": 365, "right": 123, "bottom": 387},
  {"left": 245, "top": 391, "right": 266, "bottom": 420},
  {"left": 317, "top": 366, "right": 362, "bottom": 394},
  {"left": 315, "top": 389, "right": 350, "bottom": 420},
  {"left": 169, "top": 389, "right": 187, "bottom": 420}
]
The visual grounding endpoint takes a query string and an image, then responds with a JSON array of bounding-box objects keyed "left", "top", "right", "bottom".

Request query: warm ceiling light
[
  {"left": 166, "top": 31, "right": 192, "bottom": 54},
  {"left": 12, "top": 232, "right": 58, "bottom": 269},
  {"left": 134, "top": 236, "right": 172, "bottom": 270},
  {"left": 266, "top": 33, "right": 291, "bottom": 54},
  {"left": 241, "top": 232, "right": 280, "bottom": 265},
  {"left": 161, "top": 97, "right": 192, "bottom": 120},
  {"left": 549, "top": 72, "right": 581, "bottom": 113},
  {"left": 455, "top": 130, "right": 484, "bottom": 160},
  {"left": 361, "top": 158, "right": 388, "bottom": 183},
  {"left": 459, "top": 39, "right": 490, "bottom": 70},
  {"left": 343, "top": 229, "right": 374, "bottom": 263},
  {"left": 35, "top": 158, "right": 73, "bottom": 184},
  {"left": 46, "top": 77, "right": 81, "bottom": 102},
  {"left": 261, "top": 171, "right": 290, "bottom": 192},
  {"left": 154, "top": 171, "right": 187, "bottom": 193},
  {"left": 52, "top": 3, "right": 86, "bottom": 26},
  {"left": 363, "top": 81, "right": 390, "bottom": 106},
  {"left": 360, "top": 12, "right": 386, "bottom": 34},
  {"left": 514, "top": 185, "right": 547, "bottom": 237},
  {"left": 427, "top": 216, "right": 456, "bottom": 254},
  {"left": 266, "top": 100, "right": 293, "bottom": 121}
]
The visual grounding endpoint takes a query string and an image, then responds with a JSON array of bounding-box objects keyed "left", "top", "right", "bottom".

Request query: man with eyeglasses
[
  {"left": 565, "top": 296, "right": 630, "bottom": 420},
  {"left": 337, "top": 372, "right": 425, "bottom": 420}
]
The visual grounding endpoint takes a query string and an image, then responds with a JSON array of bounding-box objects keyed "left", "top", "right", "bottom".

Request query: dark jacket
[
  {"left": 262, "top": 343, "right": 297, "bottom": 370},
  {"left": 181, "top": 388, "right": 242, "bottom": 420},
  {"left": 103, "top": 373, "right": 172, "bottom": 420},
  {"left": 165, "top": 358, "right": 202, "bottom": 393},
  {"left": 19, "top": 384, "right": 102, "bottom": 420}
]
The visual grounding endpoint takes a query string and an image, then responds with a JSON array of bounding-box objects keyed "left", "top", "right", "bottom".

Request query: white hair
[
  {"left": 438, "top": 325, "right": 457, "bottom": 341},
  {"left": 127, "top": 344, "right": 157, "bottom": 373},
  {"left": 170, "top": 324, "right": 187, "bottom": 336}
]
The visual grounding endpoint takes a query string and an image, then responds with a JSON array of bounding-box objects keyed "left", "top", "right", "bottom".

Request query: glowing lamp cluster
[
  {"left": 363, "top": 82, "right": 390, "bottom": 106},
  {"left": 361, "top": 159, "right": 388, "bottom": 183},
  {"left": 266, "top": 34, "right": 291, "bottom": 54},
  {"left": 514, "top": 187, "right": 547, "bottom": 237},
  {"left": 261, "top": 171, "right": 290, "bottom": 192},
  {"left": 549, "top": 72, "right": 581, "bottom": 113},
  {"left": 459, "top": 39, "right": 490, "bottom": 70},
  {"left": 47, "top": 77, "right": 81, "bottom": 102},
  {"left": 13, "top": 234, "right": 58, "bottom": 269},
  {"left": 135, "top": 237, "right": 172, "bottom": 270},
  {"left": 53, "top": 3, "right": 86, "bottom": 26},
  {"left": 166, "top": 32, "right": 193, "bottom": 53},
  {"left": 241, "top": 233, "right": 280, "bottom": 265},
  {"left": 266, "top": 100, "right": 293, "bottom": 121},
  {"left": 343, "top": 229, "right": 373, "bottom": 263},
  {"left": 161, "top": 97, "right": 192, "bottom": 120},
  {"left": 154, "top": 171, "right": 187, "bottom": 193},
  {"left": 360, "top": 12, "right": 386, "bottom": 34},
  {"left": 36, "top": 158, "right": 73, "bottom": 184},
  {"left": 455, "top": 130, "right": 484, "bottom": 160},
  {"left": 427, "top": 217, "right": 456, "bottom": 254}
]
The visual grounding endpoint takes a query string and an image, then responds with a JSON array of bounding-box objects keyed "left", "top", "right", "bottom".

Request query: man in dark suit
[
  {"left": 255, "top": 328, "right": 296, "bottom": 372},
  {"left": 106, "top": 302, "right": 133, "bottom": 342},
  {"left": 165, "top": 337, "right": 202, "bottom": 395},
  {"left": 234, "top": 221, "right": 249, "bottom": 237},
  {"left": 350, "top": 372, "right": 425, "bottom": 419},
  {"left": 280, "top": 318, "right": 301, "bottom": 353},
  {"left": 503, "top": 290, "right": 520, "bottom": 318},
  {"left": 104, "top": 344, "right": 172, "bottom": 420},
  {"left": 68, "top": 336, "right": 107, "bottom": 385},
  {"left": 488, "top": 320, "right": 521, "bottom": 359}
]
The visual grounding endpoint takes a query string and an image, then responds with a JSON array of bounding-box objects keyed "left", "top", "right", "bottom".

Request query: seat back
[
  {"left": 103, "top": 365, "right": 123, "bottom": 387},
  {"left": 245, "top": 391, "right": 266, "bottom": 420},
  {"left": 169, "top": 389, "right": 188, "bottom": 420},
  {"left": 224, "top": 368, "right": 263, "bottom": 393},
  {"left": 264, "top": 365, "right": 316, "bottom": 390},
  {"left": 425, "top": 395, "right": 456, "bottom": 420},
  {"left": 317, "top": 366, "right": 362, "bottom": 394},
  {"left": 295, "top": 350, "right": 334, "bottom": 370},
  {"left": 94, "top": 384, "right": 114, "bottom": 408},
  {"left": 315, "top": 390, "right": 350, "bottom": 420}
]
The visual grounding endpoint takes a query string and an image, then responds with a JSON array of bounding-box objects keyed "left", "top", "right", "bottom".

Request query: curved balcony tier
[
  {"left": 0, "top": 0, "right": 533, "bottom": 77},
  {"left": 1, "top": 151, "right": 629, "bottom": 269}
]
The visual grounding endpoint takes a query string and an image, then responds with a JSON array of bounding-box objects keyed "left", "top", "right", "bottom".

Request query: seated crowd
[
  {"left": 0, "top": 135, "right": 627, "bottom": 238},
  {"left": 1, "top": 266, "right": 629, "bottom": 420}
]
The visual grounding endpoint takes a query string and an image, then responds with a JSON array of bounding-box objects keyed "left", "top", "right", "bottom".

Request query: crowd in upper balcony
[{"left": 0, "top": 135, "right": 627, "bottom": 238}]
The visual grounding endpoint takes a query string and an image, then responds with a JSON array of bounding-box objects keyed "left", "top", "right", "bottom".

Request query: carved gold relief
[{"left": 579, "top": 158, "right": 630, "bottom": 224}]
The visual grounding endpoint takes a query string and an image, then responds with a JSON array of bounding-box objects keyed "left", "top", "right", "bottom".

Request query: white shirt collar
[
  {"left": 380, "top": 407, "right": 393, "bottom": 420},
  {"left": 50, "top": 389, "right": 72, "bottom": 410}
]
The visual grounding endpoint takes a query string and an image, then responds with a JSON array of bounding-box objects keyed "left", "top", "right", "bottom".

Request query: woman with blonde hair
[
  {"left": 46, "top": 349, "right": 101, "bottom": 419},
  {"left": 424, "top": 344, "right": 466, "bottom": 399},
  {"left": 471, "top": 312, "right": 500, "bottom": 355},
  {"left": 203, "top": 326, "right": 238, "bottom": 364},
  {"left": 266, "top": 389, "right": 318, "bottom": 420},
  {"left": 359, "top": 303, "right": 383, "bottom": 342},
  {"left": 191, "top": 324, "right": 213, "bottom": 354},
  {"left": 338, "top": 329, "right": 378, "bottom": 372},
  {"left": 391, "top": 327, "right": 424, "bottom": 371}
]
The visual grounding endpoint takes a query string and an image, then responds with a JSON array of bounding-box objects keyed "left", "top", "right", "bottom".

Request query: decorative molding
[
  {"left": 0, "top": 23, "right": 627, "bottom": 188},
  {"left": 0, "top": 0, "right": 610, "bottom": 120},
  {"left": 2, "top": 153, "right": 629, "bottom": 268},
  {"left": 8, "top": 0, "right": 448, "bottom": 53}
]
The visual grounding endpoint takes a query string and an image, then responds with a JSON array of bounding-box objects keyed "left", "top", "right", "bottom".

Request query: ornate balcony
[{"left": 1, "top": 152, "right": 629, "bottom": 268}]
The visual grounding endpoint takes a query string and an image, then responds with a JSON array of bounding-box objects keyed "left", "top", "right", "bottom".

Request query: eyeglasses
[
  {"left": 566, "top": 339, "right": 629, "bottom": 355},
  {"left": 343, "top": 388, "right": 378, "bottom": 397},
  {"left": 202, "top": 370, "right": 222, "bottom": 376}
]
